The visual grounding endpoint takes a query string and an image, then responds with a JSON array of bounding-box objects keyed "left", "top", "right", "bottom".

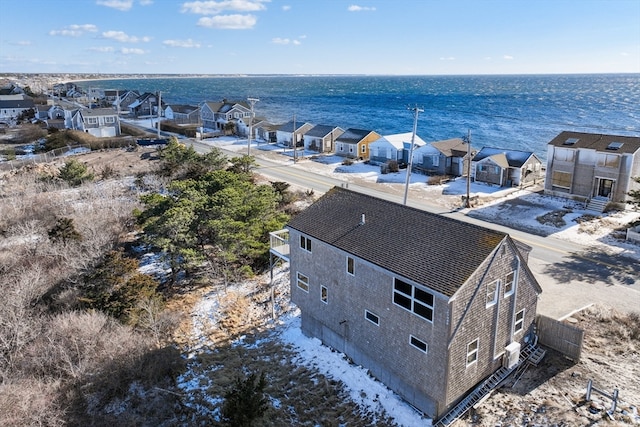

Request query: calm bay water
[{"left": 78, "top": 74, "right": 640, "bottom": 162}]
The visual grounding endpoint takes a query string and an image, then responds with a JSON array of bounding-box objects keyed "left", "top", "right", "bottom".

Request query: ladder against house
[{"left": 434, "top": 344, "right": 546, "bottom": 427}]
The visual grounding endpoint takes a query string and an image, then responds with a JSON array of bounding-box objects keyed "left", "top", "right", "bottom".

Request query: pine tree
[{"left": 221, "top": 371, "right": 269, "bottom": 426}]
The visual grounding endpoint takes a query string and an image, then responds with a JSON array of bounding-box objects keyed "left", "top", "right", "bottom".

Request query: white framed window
[
  {"left": 466, "top": 338, "right": 479, "bottom": 366},
  {"left": 346, "top": 256, "right": 355, "bottom": 276},
  {"left": 365, "top": 310, "right": 379, "bottom": 326},
  {"left": 320, "top": 285, "right": 328, "bottom": 304},
  {"left": 87, "top": 117, "right": 98, "bottom": 124},
  {"left": 596, "top": 153, "right": 620, "bottom": 168},
  {"left": 486, "top": 280, "right": 499, "bottom": 307},
  {"left": 409, "top": 335, "right": 428, "bottom": 353},
  {"left": 393, "top": 278, "right": 434, "bottom": 322},
  {"left": 105, "top": 116, "right": 115, "bottom": 123},
  {"left": 296, "top": 272, "right": 309, "bottom": 292},
  {"left": 554, "top": 148, "right": 575, "bottom": 162},
  {"left": 504, "top": 272, "right": 515, "bottom": 297},
  {"left": 515, "top": 309, "right": 525, "bottom": 334},
  {"left": 300, "top": 235, "right": 312, "bottom": 253},
  {"left": 551, "top": 171, "right": 572, "bottom": 189}
]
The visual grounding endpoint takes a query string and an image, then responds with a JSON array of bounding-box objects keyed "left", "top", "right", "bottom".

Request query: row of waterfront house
[{"left": 2, "top": 84, "right": 640, "bottom": 211}]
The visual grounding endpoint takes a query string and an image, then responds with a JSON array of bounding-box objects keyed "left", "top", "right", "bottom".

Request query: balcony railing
[{"left": 269, "top": 229, "right": 290, "bottom": 261}]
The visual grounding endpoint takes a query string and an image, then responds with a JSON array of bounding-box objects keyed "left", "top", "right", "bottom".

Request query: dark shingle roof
[
  {"left": 335, "top": 128, "right": 378, "bottom": 144},
  {"left": 473, "top": 147, "right": 537, "bottom": 168},
  {"left": 548, "top": 131, "right": 640, "bottom": 154},
  {"left": 431, "top": 138, "right": 469, "bottom": 157},
  {"left": 305, "top": 124, "right": 340, "bottom": 138},
  {"left": 287, "top": 187, "right": 507, "bottom": 297}
]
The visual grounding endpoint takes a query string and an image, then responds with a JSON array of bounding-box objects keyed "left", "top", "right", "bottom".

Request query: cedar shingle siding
[{"left": 287, "top": 187, "right": 541, "bottom": 419}]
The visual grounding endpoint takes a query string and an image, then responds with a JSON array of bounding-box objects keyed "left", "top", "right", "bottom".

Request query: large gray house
[
  {"left": 544, "top": 131, "right": 640, "bottom": 211},
  {"left": 277, "top": 187, "right": 542, "bottom": 420}
]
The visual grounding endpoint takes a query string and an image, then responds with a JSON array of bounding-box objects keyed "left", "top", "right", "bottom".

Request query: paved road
[{"left": 188, "top": 139, "right": 640, "bottom": 319}]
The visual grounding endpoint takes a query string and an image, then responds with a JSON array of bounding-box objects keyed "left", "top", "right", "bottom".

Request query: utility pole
[
  {"left": 157, "top": 91, "right": 162, "bottom": 139},
  {"left": 292, "top": 114, "right": 297, "bottom": 163},
  {"left": 247, "top": 97, "right": 259, "bottom": 156},
  {"left": 465, "top": 130, "right": 472, "bottom": 208},
  {"left": 403, "top": 105, "right": 423, "bottom": 205}
]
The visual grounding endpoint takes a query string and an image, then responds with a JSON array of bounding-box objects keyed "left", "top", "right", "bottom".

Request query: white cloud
[
  {"left": 14, "top": 41, "right": 32, "bottom": 46},
  {"left": 197, "top": 14, "right": 257, "bottom": 29},
  {"left": 120, "top": 47, "right": 145, "bottom": 54},
  {"left": 163, "top": 38, "right": 201, "bottom": 48},
  {"left": 272, "top": 37, "right": 301, "bottom": 45},
  {"left": 102, "top": 31, "right": 151, "bottom": 43},
  {"left": 439, "top": 57, "right": 455, "bottom": 61},
  {"left": 282, "top": 5, "right": 290, "bottom": 11},
  {"left": 49, "top": 24, "right": 98, "bottom": 37},
  {"left": 348, "top": 5, "right": 376, "bottom": 12},
  {"left": 503, "top": 55, "right": 514, "bottom": 60},
  {"left": 182, "top": 0, "right": 269, "bottom": 15},
  {"left": 88, "top": 46, "right": 115, "bottom": 52},
  {"left": 139, "top": 0, "right": 153, "bottom": 5},
  {"left": 620, "top": 52, "right": 629, "bottom": 57},
  {"left": 96, "top": 0, "right": 133, "bottom": 11}
]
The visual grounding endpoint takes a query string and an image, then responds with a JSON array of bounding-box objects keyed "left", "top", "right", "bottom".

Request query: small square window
[
  {"left": 410, "top": 335, "right": 428, "bottom": 353},
  {"left": 365, "top": 310, "right": 379, "bottom": 326},
  {"left": 486, "top": 280, "right": 499, "bottom": 307},
  {"left": 347, "top": 257, "right": 355, "bottom": 275},
  {"left": 466, "top": 339, "right": 479, "bottom": 366},
  {"left": 321, "top": 285, "right": 328, "bottom": 304},
  {"left": 296, "top": 272, "right": 309, "bottom": 292},
  {"left": 515, "top": 309, "right": 525, "bottom": 333}
]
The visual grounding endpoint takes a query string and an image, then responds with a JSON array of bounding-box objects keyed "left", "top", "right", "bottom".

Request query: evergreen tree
[
  {"left": 221, "top": 371, "right": 269, "bottom": 427},
  {"left": 628, "top": 176, "right": 640, "bottom": 208}
]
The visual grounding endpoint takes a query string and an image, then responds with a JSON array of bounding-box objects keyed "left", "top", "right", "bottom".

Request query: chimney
[{"left": 360, "top": 213, "right": 366, "bottom": 225}]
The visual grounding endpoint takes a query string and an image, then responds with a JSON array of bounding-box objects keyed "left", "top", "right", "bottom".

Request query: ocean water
[{"left": 77, "top": 74, "right": 640, "bottom": 162}]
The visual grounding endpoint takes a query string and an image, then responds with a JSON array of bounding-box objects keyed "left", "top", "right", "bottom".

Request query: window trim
[
  {"left": 393, "top": 278, "right": 434, "bottom": 323},
  {"left": 320, "top": 285, "right": 328, "bottom": 304},
  {"left": 409, "top": 335, "right": 428, "bottom": 354},
  {"left": 486, "top": 279, "right": 499, "bottom": 307},
  {"left": 515, "top": 309, "right": 525, "bottom": 334},
  {"left": 364, "top": 310, "right": 379, "bottom": 326},
  {"left": 299, "top": 235, "right": 312, "bottom": 253},
  {"left": 296, "top": 272, "right": 309, "bottom": 293},
  {"left": 466, "top": 338, "right": 479, "bottom": 367},
  {"left": 346, "top": 256, "right": 355, "bottom": 276},
  {"left": 504, "top": 272, "right": 515, "bottom": 297}
]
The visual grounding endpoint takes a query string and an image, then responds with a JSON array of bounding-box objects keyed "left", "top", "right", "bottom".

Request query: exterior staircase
[
  {"left": 434, "top": 344, "right": 546, "bottom": 427},
  {"left": 586, "top": 197, "right": 608, "bottom": 213}
]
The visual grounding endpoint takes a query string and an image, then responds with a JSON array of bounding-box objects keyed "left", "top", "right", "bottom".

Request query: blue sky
[{"left": 1, "top": 0, "right": 639, "bottom": 75}]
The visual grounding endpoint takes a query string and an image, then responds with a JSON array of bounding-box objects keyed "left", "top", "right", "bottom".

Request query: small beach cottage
[
  {"left": 334, "top": 128, "right": 381, "bottom": 160},
  {"left": 368, "top": 132, "right": 427, "bottom": 166},
  {"left": 71, "top": 108, "right": 121, "bottom": 137},
  {"left": 275, "top": 120, "right": 314, "bottom": 148},
  {"left": 412, "top": 137, "right": 473, "bottom": 176},
  {"left": 275, "top": 187, "right": 541, "bottom": 420},
  {"left": 472, "top": 147, "right": 543, "bottom": 187},
  {"left": 544, "top": 131, "right": 640, "bottom": 211},
  {"left": 303, "top": 124, "right": 345, "bottom": 153}
]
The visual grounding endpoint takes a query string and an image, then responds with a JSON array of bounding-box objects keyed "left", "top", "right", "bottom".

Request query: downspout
[{"left": 509, "top": 254, "right": 521, "bottom": 343}]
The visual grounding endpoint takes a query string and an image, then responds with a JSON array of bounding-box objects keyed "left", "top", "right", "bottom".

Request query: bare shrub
[
  {"left": 387, "top": 160, "right": 399, "bottom": 173},
  {"left": 10, "top": 124, "right": 47, "bottom": 144},
  {"left": 0, "top": 379, "right": 66, "bottom": 427}
]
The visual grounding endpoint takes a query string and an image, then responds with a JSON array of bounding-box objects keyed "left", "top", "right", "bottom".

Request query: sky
[{"left": 1, "top": 0, "right": 639, "bottom": 75}]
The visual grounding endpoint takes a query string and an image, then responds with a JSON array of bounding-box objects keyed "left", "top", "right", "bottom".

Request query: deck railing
[{"left": 269, "top": 229, "right": 290, "bottom": 261}]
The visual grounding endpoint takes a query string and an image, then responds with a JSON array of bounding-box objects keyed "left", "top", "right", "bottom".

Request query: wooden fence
[{"left": 536, "top": 314, "right": 584, "bottom": 361}]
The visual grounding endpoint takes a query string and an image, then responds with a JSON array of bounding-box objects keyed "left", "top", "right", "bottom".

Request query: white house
[
  {"left": 0, "top": 94, "right": 35, "bottom": 121},
  {"left": 275, "top": 120, "right": 314, "bottom": 147},
  {"left": 71, "top": 108, "right": 121, "bottom": 137},
  {"left": 368, "top": 132, "right": 427, "bottom": 166}
]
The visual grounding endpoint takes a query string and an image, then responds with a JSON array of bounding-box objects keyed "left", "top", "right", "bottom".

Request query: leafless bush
[
  {"left": 9, "top": 124, "right": 47, "bottom": 144},
  {"left": 0, "top": 379, "right": 66, "bottom": 427}
]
